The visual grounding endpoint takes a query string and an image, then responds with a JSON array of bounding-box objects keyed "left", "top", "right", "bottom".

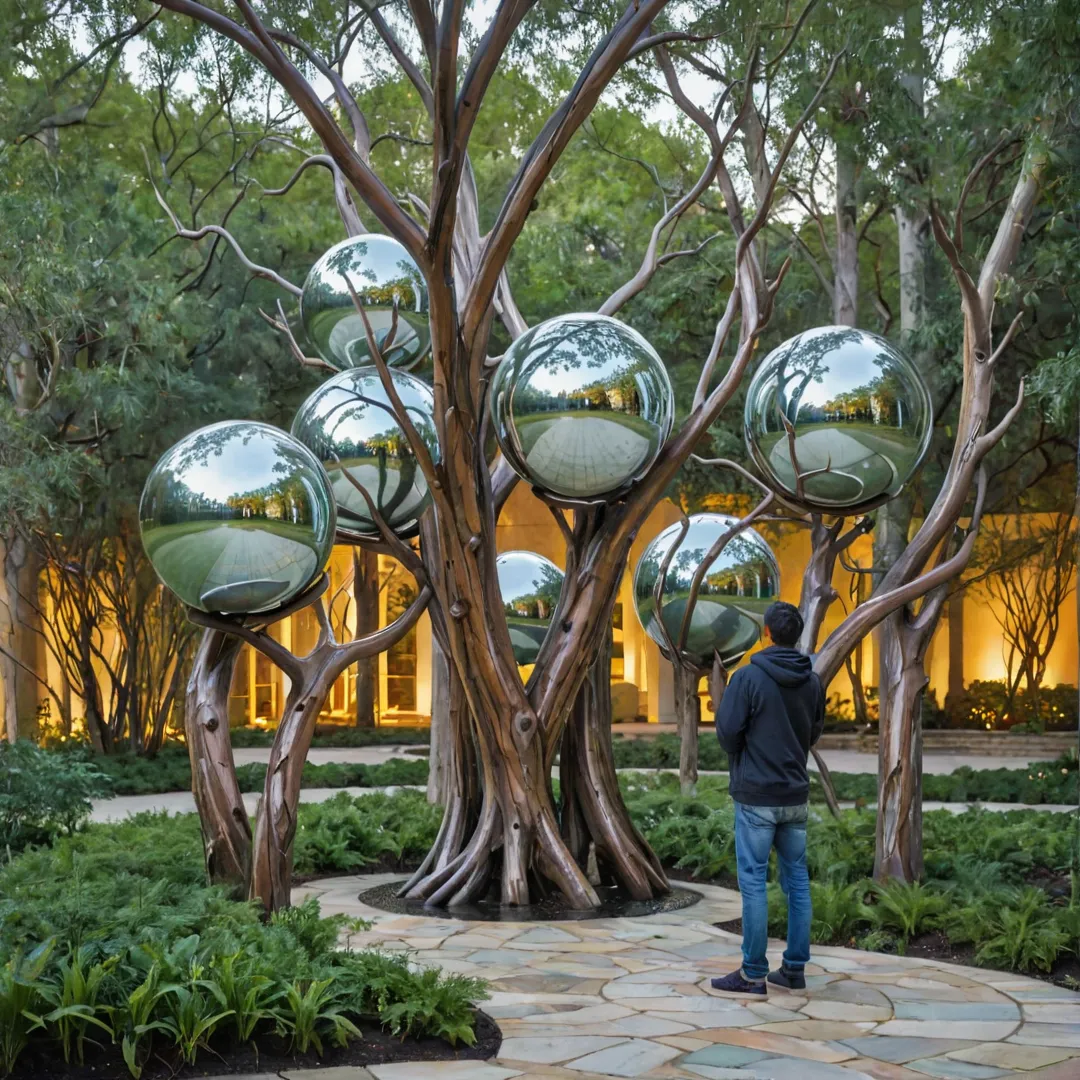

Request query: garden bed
[{"left": 12, "top": 1010, "right": 501, "bottom": 1080}]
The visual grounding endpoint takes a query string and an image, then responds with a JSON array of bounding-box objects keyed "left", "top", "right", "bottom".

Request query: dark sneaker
[
  {"left": 767, "top": 967, "right": 806, "bottom": 991},
  {"left": 710, "top": 969, "right": 766, "bottom": 997}
]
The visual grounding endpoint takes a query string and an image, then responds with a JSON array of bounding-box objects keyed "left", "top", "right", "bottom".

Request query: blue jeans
[{"left": 733, "top": 801, "right": 811, "bottom": 981}]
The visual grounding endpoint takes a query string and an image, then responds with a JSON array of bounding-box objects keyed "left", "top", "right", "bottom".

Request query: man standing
[{"left": 709, "top": 600, "right": 825, "bottom": 996}]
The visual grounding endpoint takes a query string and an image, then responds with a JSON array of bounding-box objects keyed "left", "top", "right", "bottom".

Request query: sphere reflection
[
  {"left": 490, "top": 313, "right": 673, "bottom": 500},
  {"left": 744, "top": 326, "right": 932, "bottom": 514},
  {"left": 139, "top": 421, "right": 336, "bottom": 614},
  {"left": 633, "top": 514, "right": 780, "bottom": 669},
  {"left": 291, "top": 367, "right": 440, "bottom": 540},
  {"left": 496, "top": 551, "right": 564, "bottom": 666},
  {"left": 301, "top": 234, "right": 430, "bottom": 370}
]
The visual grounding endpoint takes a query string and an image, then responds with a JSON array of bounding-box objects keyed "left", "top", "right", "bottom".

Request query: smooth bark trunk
[
  {"left": 833, "top": 142, "right": 859, "bottom": 327},
  {"left": 874, "top": 609, "right": 926, "bottom": 881},
  {"left": 672, "top": 664, "right": 700, "bottom": 796},
  {"left": 250, "top": 652, "right": 340, "bottom": 910},
  {"left": 185, "top": 629, "right": 251, "bottom": 894},
  {"left": 426, "top": 636, "right": 456, "bottom": 805},
  {"left": 560, "top": 640, "right": 669, "bottom": 898},
  {"left": 0, "top": 532, "right": 44, "bottom": 742}
]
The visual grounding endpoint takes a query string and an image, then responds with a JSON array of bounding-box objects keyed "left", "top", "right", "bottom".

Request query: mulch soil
[{"left": 11, "top": 1009, "right": 501, "bottom": 1080}]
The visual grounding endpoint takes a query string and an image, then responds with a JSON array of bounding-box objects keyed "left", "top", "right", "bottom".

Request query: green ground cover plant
[
  {"left": 0, "top": 791, "right": 479, "bottom": 1077},
  {"left": 619, "top": 772, "right": 1080, "bottom": 976},
  {"left": 38, "top": 743, "right": 429, "bottom": 797}
]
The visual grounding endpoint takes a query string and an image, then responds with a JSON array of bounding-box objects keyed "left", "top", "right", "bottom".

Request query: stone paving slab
[{"left": 195, "top": 873, "right": 1080, "bottom": 1080}]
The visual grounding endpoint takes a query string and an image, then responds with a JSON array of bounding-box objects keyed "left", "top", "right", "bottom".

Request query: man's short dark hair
[{"left": 764, "top": 601, "right": 804, "bottom": 648}]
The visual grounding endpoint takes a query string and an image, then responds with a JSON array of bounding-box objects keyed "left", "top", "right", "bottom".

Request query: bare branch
[
  {"left": 259, "top": 300, "right": 338, "bottom": 372},
  {"left": 146, "top": 148, "right": 303, "bottom": 296}
]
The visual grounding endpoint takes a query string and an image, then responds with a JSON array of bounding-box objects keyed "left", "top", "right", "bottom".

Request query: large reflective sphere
[
  {"left": 291, "top": 366, "right": 440, "bottom": 540},
  {"left": 496, "top": 551, "right": 564, "bottom": 666},
  {"left": 140, "top": 421, "right": 336, "bottom": 614},
  {"left": 301, "top": 234, "right": 430, "bottom": 370},
  {"left": 744, "top": 326, "right": 932, "bottom": 514},
  {"left": 633, "top": 514, "right": 781, "bottom": 669},
  {"left": 490, "top": 313, "right": 674, "bottom": 500}
]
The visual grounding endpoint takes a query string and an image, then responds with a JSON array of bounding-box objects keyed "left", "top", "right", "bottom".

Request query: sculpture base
[{"left": 358, "top": 880, "right": 701, "bottom": 922}]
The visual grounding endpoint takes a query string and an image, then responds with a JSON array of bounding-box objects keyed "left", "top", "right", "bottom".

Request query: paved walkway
[
  {"left": 201, "top": 873, "right": 1080, "bottom": 1079},
  {"left": 89, "top": 784, "right": 1075, "bottom": 823},
  {"left": 227, "top": 744, "right": 1052, "bottom": 775}
]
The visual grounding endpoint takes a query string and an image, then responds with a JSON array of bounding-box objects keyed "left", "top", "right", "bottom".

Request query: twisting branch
[
  {"left": 259, "top": 301, "right": 338, "bottom": 372},
  {"left": 146, "top": 148, "right": 303, "bottom": 296},
  {"left": 157, "top": 0, "right": 428, "bottom": 262},
  {"left": 463, "top": 0, "right": 671, "bottom": 348},
  {"left": 598, "top": 45, "right": 757, "bottom": 316},
  {"left": 675, "top": 494, "right": 776, "bottom": 656},
  {"left": 260, "top": 152, "right": 365, "bottom": 236},
  {"left": 343, "top": 282, "right": 441, "bottom": 491}
]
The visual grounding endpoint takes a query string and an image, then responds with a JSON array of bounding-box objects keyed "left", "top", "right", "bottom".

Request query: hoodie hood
[{"left": 750, "top": 646, "right": 813, "bottom": 687}]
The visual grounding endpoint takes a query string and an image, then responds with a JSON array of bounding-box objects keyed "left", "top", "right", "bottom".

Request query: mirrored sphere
[
  {"left": 139, "top": 421, "right": 336, "bottom": 614},
  {"left": 744, "top": 326, "right": 932, "bottom": 514},
  {"left": 633, "top": 513, "right": 781, "bottom": 669},
  {"left": 496, "top": 551, "right": 564, "bottom": 666},
  {"left": 291, "top": 366, "right": 440, "bottom": 540},
  {"left": 490, "top": 312, "right": 674, "bottom": 500},
  {"left": 301, "top": 234, "right": 430, "bottom": 370}
]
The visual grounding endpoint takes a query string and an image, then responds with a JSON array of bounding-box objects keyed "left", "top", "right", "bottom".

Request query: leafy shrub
[
  {"left": 42, "top": 743, "right": 429, "bottom": 798},
  {"left": 865, "top": 880, "right": 947, "bottom": 944},
  {"left": 0, "top": 741, "right": 110, "bottom": 854},
  {"left": 230, "top": 725, "right": 431, "bottom": 748},
  {"left": 0, "top": 800, "right": 483, "bottom": 1076},
  {"left": 611, "top": 733, "right": 728, "bottom": 771},
  {"left": 945, "top": 680, "right": 1078, "bottom": 731}
]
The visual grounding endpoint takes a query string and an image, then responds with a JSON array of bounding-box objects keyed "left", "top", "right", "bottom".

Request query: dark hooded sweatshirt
[{"left": 715, "top": 646, "right": 825, "bottom": 807}]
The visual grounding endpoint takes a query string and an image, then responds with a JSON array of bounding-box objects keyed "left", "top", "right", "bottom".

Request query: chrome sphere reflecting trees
[
  {"left": 744, "top": 326, "right": 932, "bottom": 514},
  {"left": 633, "top": 514, "right": 781, "bottom": 669},
  {"left": 490, "top": 313, "right": 673, "bottom": 500},
  {"left": 291, "top": 366, "right": 440, "bottom": 540},
  {"left": 496, "top": 551, "right": 564, "bottom": 666},
  {"left": 140, "top": 421, "right": 336, "bottom": 614},
  {"left": 301, "top": 234, "right": 430, "bottom": 370}
]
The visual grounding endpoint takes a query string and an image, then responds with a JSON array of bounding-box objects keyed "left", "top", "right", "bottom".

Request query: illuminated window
[{"left": 385, "top": 580, "right": 418, "bottom": 712}]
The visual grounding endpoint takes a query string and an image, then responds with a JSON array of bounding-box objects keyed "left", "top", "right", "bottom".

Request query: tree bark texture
[
  {"left": 833, "top": 142, "right": 859, "bottom": 328},
  {"left": 0, "top": 531, "right": 45, "bottom": 742},
  {"left": 426, "top": 636, "right": 458, "bottom": 805},
  {"left": 185, "top": 629, "right": 251, "bottom": 894},
  {"left": 873, "top": 608, "right": 927, "bottom": 881},
  {"left": 672, "top": 664, "right": 701, "bottom": 796},
  {"left": 559, "top": 639, "right": 669, "bottom": 898}
]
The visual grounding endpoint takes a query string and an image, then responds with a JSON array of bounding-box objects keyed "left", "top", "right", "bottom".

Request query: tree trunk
[
  {"left": 874, "top": 608, "right": 926, "bottom": 882},
  {"left": 0, "top": 531, "right": 44, "bottom": 742},
  {"left": 673, "top": 663, "right": 701, "bottom": 796},
  {"left": 427, "top": 636, "right": 459, "bottom": 805},
  {"left": 250, "top": 652, "right": 340, "bottom": 911},
  {"left": 352, "top": 548, "right": 379, "bottom": 727},
  {"left": 186, "top": 629, "right": 251, "bottom": 894},
  {"left": 833, "top": 141, "right": 859, "bottom": 328},
  {"left": 558, "top": 638, "right": 668, "bottom": 898}
]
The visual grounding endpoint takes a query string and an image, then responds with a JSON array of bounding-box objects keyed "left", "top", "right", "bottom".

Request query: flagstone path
[{"left": 225, "top": 872, "right": 1080, "bottom": 1080}]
